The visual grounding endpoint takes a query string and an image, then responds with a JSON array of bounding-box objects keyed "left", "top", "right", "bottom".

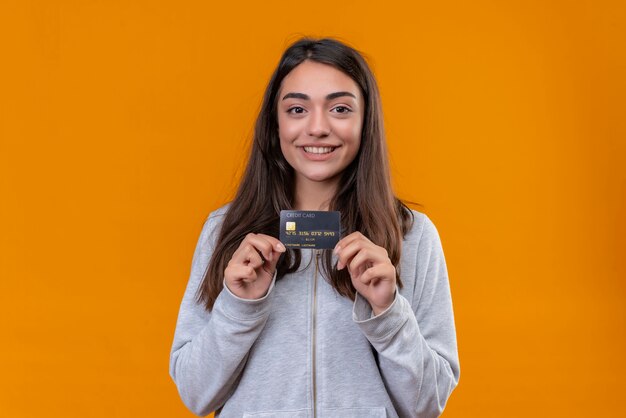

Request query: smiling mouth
[{"left": 302, "top": 146, "right": 338, "bottom": 154}]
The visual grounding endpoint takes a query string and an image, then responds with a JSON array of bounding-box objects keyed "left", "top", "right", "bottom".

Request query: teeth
[{"left": 303, "top": 146, "right": 335, "bottom": 154}]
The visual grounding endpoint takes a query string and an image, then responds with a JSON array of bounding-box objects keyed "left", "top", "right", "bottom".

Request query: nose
[{"left": 306, "top": 110, "right": 331, "bottom": 137}]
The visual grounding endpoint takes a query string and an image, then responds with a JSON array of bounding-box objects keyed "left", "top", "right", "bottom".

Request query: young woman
[{"left": 169, "top": 37, "right": 460, "bottom": 418}]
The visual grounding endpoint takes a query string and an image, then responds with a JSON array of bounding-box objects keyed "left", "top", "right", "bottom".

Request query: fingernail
[
  {"left": 276, "top": 242, "right": 286, "bottom": 251},
  {"left": 333, "top": 245, "right": 341, "bottom": 255},
  {"left": 337, "top": 261, "right": 343, "bottom": 270}
]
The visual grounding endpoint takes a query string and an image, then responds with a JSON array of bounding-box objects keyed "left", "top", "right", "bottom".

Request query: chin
[{"left": 303, "top": 172, "right": 341, "bottom": 183}]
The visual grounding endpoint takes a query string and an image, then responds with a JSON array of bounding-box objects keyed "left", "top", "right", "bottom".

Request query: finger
[
  {"left": 250, "top": 234, "right": 286, "bottom": 271},
  {"left": 334, "top": 231, "right": 369, "bottom": 254},
  {"left": 347, "top": 248, "right": 375, "bottom": 274},
  {"left": 336, "top": 238, "right": 367, "bottom": 270},
  {"left": 255, "top": 233, "right": 287, "bottom": 253},
  {"left": 244, "top": 233, "right": 285, "bottom": 262},
  {"left": 225, "top": 264, "right": 256, "bottom": 282},
  {"left": 241, "top": 233, "right": 274, "bottom": 262},
  {"left": 348, "top": 246, "right": 389, "bottom": 274},
  {"left": 358, "top": 264, "right": 391, "bottom": 285},
  {"left": 260, "top": 263, "right": 277, "bottom": 279},
  {"left": 231, "top": 239, "right": 252, "bottom": 263},
  {"left": 264, "top": 248, "right": 282, "bottom": 274},
  {"left": 231, "top": 243, "right": 265, "bottom": 268}
]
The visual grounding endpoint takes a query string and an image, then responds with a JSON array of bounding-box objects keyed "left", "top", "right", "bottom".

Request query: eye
[
  {"left": 332, "top": 106, "right": 352, "bottom": 114},
  {"left": 287, "top": 106, "right": 306, "bottom": 114}
]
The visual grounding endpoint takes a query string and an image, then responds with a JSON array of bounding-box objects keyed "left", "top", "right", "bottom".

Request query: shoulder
[
  {"left": 208, "top": 202, "right": 232, "bottom": 220},
  {"left": 400, "top": 209, "right": 447, "bottom": 273},
  {"left": 398, "top": 210, "right": 449, "bottom": 301},
  {"left": 196, "top": 202, "right": 232, "bottom": 246},
  {"left": 202, "top": 202, "right": 232, "bottom": 228},
  {"left": 403, "top": 209, "right": 441, "bottom": 247}
]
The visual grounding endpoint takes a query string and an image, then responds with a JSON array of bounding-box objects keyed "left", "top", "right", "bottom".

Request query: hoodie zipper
[{"left": 312, "top": 249, "right": 320, "bottom": 418}]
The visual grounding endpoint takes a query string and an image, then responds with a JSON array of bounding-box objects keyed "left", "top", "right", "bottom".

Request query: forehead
[{"left": 279, "top": 61, "right": 361, "bottom": 97}]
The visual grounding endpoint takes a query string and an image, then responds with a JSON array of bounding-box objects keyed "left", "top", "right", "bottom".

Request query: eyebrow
[{"left": 281, "top": 91, "right": 357, "bottom": 101}]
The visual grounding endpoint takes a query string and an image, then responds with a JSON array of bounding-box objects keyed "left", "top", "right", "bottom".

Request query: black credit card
[{"left": 279, "top": 210, "right": 341, "bottom": 249}]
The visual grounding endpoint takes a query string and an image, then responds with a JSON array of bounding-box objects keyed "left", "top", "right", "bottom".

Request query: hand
[
  {"left": 334, "top": 232, "right": 396, "bottom": 315},
  {"left": 224, "top": 233, "right": 286, "bottom": 300}
]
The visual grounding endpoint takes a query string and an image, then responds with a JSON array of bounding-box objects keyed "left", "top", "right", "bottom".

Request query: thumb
[
  {"left": 263, "top": 241, "right": 286, "bottom": 276},
  {"left": 266, "top": 247, "right": 283, "bottom": 272}
]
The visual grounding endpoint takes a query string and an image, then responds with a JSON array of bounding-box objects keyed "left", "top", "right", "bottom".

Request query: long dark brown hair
[{"left": 197, "top": 37, "right": 415, "bottom": 311}]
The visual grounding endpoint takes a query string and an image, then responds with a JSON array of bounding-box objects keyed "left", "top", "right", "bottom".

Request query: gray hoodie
[{"left": 169, "top": 205, "right": 460, "bottom": 417}]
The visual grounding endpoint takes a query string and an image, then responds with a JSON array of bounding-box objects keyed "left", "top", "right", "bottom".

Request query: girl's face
[{"left": 277, "top": 60, "right": 365, "bottom": 188}]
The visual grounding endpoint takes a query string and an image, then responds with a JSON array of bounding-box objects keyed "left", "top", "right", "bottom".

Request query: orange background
[{"left": 1, "top": 1, "right": 624, "bottom": 417}]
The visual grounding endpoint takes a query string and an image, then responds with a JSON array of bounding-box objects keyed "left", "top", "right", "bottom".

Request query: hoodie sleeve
[
  {"left": 352, "top": 214, "right": 461, "bottom": 418},
  {"left": 168, "top": 213, "right": 277, "bottom": 417}
]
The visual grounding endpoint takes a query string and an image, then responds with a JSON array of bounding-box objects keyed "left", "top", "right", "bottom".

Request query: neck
[{"left": 294, "top": 175, "right": 339, "bottom": 211}]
